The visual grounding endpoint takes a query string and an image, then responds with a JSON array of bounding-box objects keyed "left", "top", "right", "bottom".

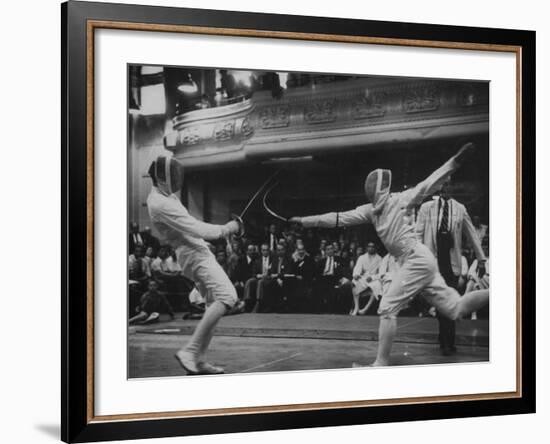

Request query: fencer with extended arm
[{"left": 290, "top": 142, "right": 476, "bottom": 229}]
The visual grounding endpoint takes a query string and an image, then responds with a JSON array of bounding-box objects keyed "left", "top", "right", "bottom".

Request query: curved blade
[
  {"left": 262, "top": 182, "right": 289, "bottom": 222},
  {"left": 239, "top": 169, "right": 281, "bottom": 219}
]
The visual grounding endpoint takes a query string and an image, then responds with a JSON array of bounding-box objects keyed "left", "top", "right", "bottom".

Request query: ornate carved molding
[
  {"left": 352, "top": 92, "right": 386, "bottom": 119},
  {"left": 403, "top": 85, "right": 440, "bottom": 113},
  {"left": 178, "top": 126, "right": 201, "bottom": 146},
  {"left": 213, "top": 121, "right": 235, "bottom": 141},
  {"left": 304, "top": 99, "right": 337, "bottom": 124},
  {"left": 239, "top": 117, "right": 254, "bottom": 138},
  {"left": 258, "top": 105, "right": 291, "bottom": 128}
]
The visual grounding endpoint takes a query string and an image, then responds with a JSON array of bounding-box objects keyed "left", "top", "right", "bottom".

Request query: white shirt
[
  {"left": 262, "top": 256, "right": 270, "bottom": 274},
  {"left": 324, "top": 256, "right": 335, "bottom": 275},
  {"left": 151, "top": 256, "right": 181, "bottom": 273},
  {"left": 353, "top": 252, "right": 382, "bottom": 278}
]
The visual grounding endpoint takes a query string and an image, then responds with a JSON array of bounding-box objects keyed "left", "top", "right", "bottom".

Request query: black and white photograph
[{"left": 127, "top": 65, "right": 490, "bottom": 378}]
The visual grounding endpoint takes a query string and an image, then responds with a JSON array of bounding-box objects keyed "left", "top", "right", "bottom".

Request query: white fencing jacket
[{"left": 147, "top": 187, "right": 224, "bottom": 253}]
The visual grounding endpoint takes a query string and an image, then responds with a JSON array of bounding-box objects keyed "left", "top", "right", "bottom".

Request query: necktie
[
  {"left": 440, "top": 198, "right": 449, "bottom": 233},
  {"left": 437, "top": 198, "right": 453, "bottom": 277}
]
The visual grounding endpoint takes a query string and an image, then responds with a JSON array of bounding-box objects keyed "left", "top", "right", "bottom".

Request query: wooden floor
[{"left": 128, "top": 313, "right": 489, "bottom": 379}]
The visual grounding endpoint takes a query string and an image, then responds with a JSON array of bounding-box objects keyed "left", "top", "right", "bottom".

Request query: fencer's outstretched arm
[
  {"left": 292, "top": 204, "right": 373, "bottom": 229},
  {"left": 155, "top": 199, "right": 236, "bottom": 240},
  {"left": 407, "top": 142, "right": 476, "bottom": 207}
]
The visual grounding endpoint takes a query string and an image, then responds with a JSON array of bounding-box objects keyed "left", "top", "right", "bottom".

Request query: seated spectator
[
  {"left": 143, "top": 246, "right": 155, "bottom": 269},
  {"left": 235, "top": 244, "right": 257, "bottom": 300},
  {"left": 291, "top": 239, "right": 304, "bottom": 261},
  {"left": 350, "top": 242, "right": 382, "bottom": 315},
  {"left": 150, "top": 245, "right": 181, "bottom": 286},
  {"left": 357, "top": 253, "right": 398, "bottom": 316},
  {"left": 291, "top": 242, "right": 315, "bottom": 312},
  {"left": 129, "top": 245, "right": 151, "bottom": 285},
  {"left": 466, "top": 247, "right": 489, "bottom": 320},
  {"left": 226, "top": 239, "right": 243, "bottom": 280},
  {"left": 244, "top": 243, "right": 274, "bottom": 312},
  {"left": 261, "top": 243, "right": 294, "bottom": 312},
  {"left": 313, "top": 244, "right": 348, "bottom": 313},
  {"left": 215, "top": 249, "right": 245, "bottom": 314},
  {"left": 129, "top": 280, "right": 174, "bottom": 325},
  {"left": 215, "top": 249, "right": 230, "bottom": 275},
  {"left": 284, "top": 232, "right": 297, "bottom": 254},
  {"left": 339, "top": 249, "right": 353, "bottom": 276},
  {"left": 332, "top": 241, "right": 341, "bottom": 257},
  {"left": 350, "top": 245, "right": 365, "bottom": 270}
]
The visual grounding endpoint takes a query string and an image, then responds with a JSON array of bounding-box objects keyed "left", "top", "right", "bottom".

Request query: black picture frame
[{"left": 62, "top": 1, "right": 536, "bottom": 442}]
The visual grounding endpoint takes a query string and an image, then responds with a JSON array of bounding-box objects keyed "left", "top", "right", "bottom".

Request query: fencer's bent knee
[
  {"left": 220, "top": 283, "right": 238, "bottom": 308},
  {"left": 379, "top": 313, "right": 397, "bottom": 320}
]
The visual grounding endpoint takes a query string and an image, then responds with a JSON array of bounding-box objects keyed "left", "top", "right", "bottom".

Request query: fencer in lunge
[
  {"left": 146, "top": 155, "right": 241, "bottom": 375},
  {"left": 290, "top": 142, "right": 489, "bottom": 366}
]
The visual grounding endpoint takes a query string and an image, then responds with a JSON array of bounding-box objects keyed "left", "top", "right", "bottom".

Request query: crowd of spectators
[{"left": 128, "top": 217, "right": 489, "bottom": 322}]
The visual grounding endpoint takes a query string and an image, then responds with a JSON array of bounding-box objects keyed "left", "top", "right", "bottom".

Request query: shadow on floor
[{"left": 34, "top": 423, "right": 59, "bottom": 440}]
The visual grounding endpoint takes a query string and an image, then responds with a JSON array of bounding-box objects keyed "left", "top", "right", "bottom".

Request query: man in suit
[
  {"left": 416, "top": 178, "right": 487, "bottom": 355},
  {"left": 314, "top": 243, "right": 347, "bottom": 313},
  {"left": 243, "top": 243, "right": 273, "bottom": 312},
  {"left": 233, "top": 244, "right": 256, "bottom": 302},
  {"left": 262, "top": 243, "right": 294, "bottom": 312},
  {"left": 290, "top": 241, "right": 315, "bottom": 312}
]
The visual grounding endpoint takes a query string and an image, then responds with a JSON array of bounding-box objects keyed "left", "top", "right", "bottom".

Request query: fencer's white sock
[
  {"left": 373, "top": 317, "right": 397, "bottom": 366},
  {"left": 198, "top": 329, "right": 215, "bottom": 360},
  {"left": 183, "top": 300, "right": 227, "bottom": 360}
]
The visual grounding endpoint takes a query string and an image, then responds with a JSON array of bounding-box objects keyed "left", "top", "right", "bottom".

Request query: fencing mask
[
  {"left": 149, "top": 155, "right": 184, "bottom": 196},
  {"left": 364, "top": 169, "right": 391, "bottom": 214}
]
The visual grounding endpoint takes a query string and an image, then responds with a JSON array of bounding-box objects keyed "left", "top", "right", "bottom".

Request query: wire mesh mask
[
  {"left": 364, "top": 169, "right": 392, "bottom": 214},
  {"left": 154, "top": 155, "right": 183, "bottom": 196}
]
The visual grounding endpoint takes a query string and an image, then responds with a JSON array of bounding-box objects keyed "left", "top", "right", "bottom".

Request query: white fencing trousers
[
  {"left": 176, "top": 246, "right": 237, "bottom": 308},
  {"left": 378, "top": 243, "right": 461, "bottom": 320}
]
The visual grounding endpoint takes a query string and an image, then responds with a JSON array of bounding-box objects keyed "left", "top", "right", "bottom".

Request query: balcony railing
[{"left": 164, "top": 78, "right": 489, "bottom": 170}]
